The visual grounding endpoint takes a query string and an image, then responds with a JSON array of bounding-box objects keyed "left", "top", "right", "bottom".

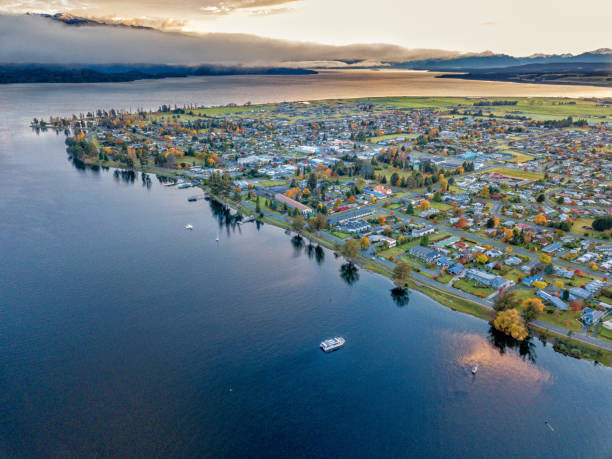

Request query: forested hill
[{"left": 0, "top": 65, "right": 317, "bottom": 84}]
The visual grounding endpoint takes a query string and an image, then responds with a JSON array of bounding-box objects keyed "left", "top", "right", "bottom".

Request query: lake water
[{"left": 0, "top": 73, "right": 611, "bottom": 458}]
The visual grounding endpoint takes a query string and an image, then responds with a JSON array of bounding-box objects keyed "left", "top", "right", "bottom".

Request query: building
[
  {"left": 411, "top": 226, "right": 435, "bottom": 238},
  {"left": 327, "top": 207, "right": 375, "bottom": 225},
  {"left": 582, "top": 308, "right": 605, "bottom": 326},
  {"left": 536, "top": 290, "right": 568, "bottom": 310},
  {"left": 373, "top": 185, "right": 392, "bottom": 196},
  {"left": 274, "top": 193, "right": 313, "bottom": 215},
  {"left": 369, "top": 235, "right": 396, "bottom": 248},
  {"left": 338, "top": 220, "right": 371, "bottom": 234},
  {"left": 409, "top": 246, "right": 440, "bottom": 263},
  {"left": 465, "top": 268, "right": 513, "bottom": 290}
]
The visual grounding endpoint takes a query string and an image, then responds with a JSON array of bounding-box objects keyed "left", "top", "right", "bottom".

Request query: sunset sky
[{"left": 1, "top": 0, "right": 610, "bottom": 56}]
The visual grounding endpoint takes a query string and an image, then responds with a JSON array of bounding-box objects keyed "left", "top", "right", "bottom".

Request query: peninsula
[{"left": 36, "top": 96, "right": 612, "bottom": 365}]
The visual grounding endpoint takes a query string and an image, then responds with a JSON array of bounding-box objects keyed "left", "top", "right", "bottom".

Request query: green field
[{"left": 488, "top": 168, "right": 545, "bottom": 180}]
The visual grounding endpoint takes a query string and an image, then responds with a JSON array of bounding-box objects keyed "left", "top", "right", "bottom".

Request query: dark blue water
[{"left": 1, "top": 81, "right": 611, "bottom": 458}]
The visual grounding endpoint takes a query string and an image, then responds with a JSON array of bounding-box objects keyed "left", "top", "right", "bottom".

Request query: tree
[
  {"left": 339, "top": 239, "right": 360, "bottom": 259},
  {"left": 255, "top": 196, "right": 261, "bottom": 214},
  {"left": 291, "top": 214, "right": 305, "bottom": 233},
  {"left": 392, "top": 262, "right": 412, "bottom": 285},
  {"left": 569, "top": 299, "right": 585, "bottom": 311},
  {"left": 360, "top": 236, "right": 371, "bottom": 250},
  {"left": 536, "top": 194, "right": 545, "bottom": 203},
  {"left": 476, "top": 253, "right": 489, "bottom": 264},
  {"left": 406, "top": 203, "right": 414, "bottom": 215},
  {"left": 493, "top": 309, "right": 528, "bottom": 341},
  {"left": 419, "top": 234, "right": 429, "bottom": 246},
  {"left": 390, "top": 172, "right": 400, "bottom": 186},
  {"left": 493, "top": 291, "right": 521, "bottom": 311},
  {"left": 539, "top": 253, "right": 552, "bottom": 264},
  {"left": 534, "top": 214, "right": 548, "bottom": 226},
  {"left": 309, "top": 213, "right": 327, "bottom": 231},
  {"left": 592, "top": 216, "right": 612, "bottom": 231},
  {"left": 532, "top": 280, "right": 547, "bottom": 290},
  {"left": 522, "top": 299, "right": 543, "bottom": 323},
  {"left": 419, "top": 199, "right": 431, "bottom": 210}
]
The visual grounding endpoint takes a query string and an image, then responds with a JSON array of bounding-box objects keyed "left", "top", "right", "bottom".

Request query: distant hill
[
  {"left": 390, "top": 49, "right": 612, "bottom": 70},
  {"left": 0, "top": 64, "right": 317, "bottom": 84},
  {"left": 437, "top": 62, "right": 612, "bottom": 87}
]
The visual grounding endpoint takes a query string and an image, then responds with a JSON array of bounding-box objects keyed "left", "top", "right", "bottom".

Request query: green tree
[
  {"left": 339, "top": 239, "right": 360, "bottom": 259},
  {"left": 291, "top": 214, "right": 305, "bottom": 233},
  {"left": 493, "top": 291, "right": 521, "bottom": 312},
  {"left": 393, "top": 262, "right": 412, "bottom": 285}
]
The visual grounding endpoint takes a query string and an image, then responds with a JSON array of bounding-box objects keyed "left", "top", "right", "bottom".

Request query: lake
[{"left": 0, "top": 72, "right": 611, "bottom": 458}]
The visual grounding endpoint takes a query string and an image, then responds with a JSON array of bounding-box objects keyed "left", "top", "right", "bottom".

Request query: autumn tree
[
  {"left": 493, "top": 309, "right": 528, "bottom": 341},
  {"left": 534, "top": 214, "right": 548, "bottom": 226},
  {"left": 360, "top": 236, "right": 371, "bottom": 250}
]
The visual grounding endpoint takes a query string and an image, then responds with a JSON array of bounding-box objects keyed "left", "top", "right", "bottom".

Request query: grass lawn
[
  {"left": 330, "top": 230, "right": 351, "bottom": 239},
  {"left": 435, "top": 273, "right": 454, "bottom": 284},
  {"left": 388, "top": 203, "right": 403, "bottom": 210},
  {"left": 488, "top": 168, "right": 544, "bottom": 181},
  {"left": 430, "top": 201, "right": 452, "bottom": 211},
  {"left": 597, "top": 326, "right": 612, "bottom": 343},
  {"left": 503, "top": 151, "right": 535, "bottom": 163},
  {"left": 257, "top": 179, "right": 287, "bottom": 187},
  {"left": 570, "top": 217, "right": 594, "bottom": 236},
  {"left": 378, "top": 239, "right": 420, "bottom": 260},
  {"left": 367, "top": 133, "right": 412, "bottom": 143},
  {"left": 453, "top": 278, "right": 495, "bottom": 298}
]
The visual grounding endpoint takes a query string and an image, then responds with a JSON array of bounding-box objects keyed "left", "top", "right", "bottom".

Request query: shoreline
[{"left": 73, "top": 156, "right": 612, "bottom": 367}]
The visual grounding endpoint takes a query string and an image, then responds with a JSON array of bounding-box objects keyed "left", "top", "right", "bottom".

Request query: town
[{"left": 39, "top": 96, "right": 612, "bottom": 360}]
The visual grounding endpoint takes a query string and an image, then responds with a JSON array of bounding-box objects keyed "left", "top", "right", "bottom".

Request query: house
[
  {"left": 436, "top": 256, "right": 453, "bottom": 267},
  {"left": 465, "top": 268, "right": 513, "bottom": 290},
  {"left": 522, "top": 274, "right": 543, "bottom": 287},
  {"left": 409, "top": 246, "right": 440, "bottom": 263},
  {"left": 581, "top": 308, "right": 605, "bottom": 326},
  {"left": 536, "top": 290, "right": 568, "bottom": 310},
  {"left": 504, "top": 256, "right": 521, "bottom": 266},
  {"left": 369, "top": 235, "right": 396, "bottom": 248},
  {"left": 448, "top": 263, "right": 464, "bottom": 275},
  {"left": 543, "top": 242, "right": 563, "bottom": 253},
  {"left": 274, "top": 193, "right": 313, "bottom": 215},
  {"left": 373, "top": 185, "right": 392, "bottom": 196},
  {"left": 411, "top": 226, "right": 435, "bottom": 238}
]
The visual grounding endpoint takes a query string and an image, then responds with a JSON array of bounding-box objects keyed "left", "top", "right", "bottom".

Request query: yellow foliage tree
[
  {"left": 476, "top": 253, "right": 489, "bottom": 264},
  {"left": 522, "top": 298, "right": 545, "bottom": 311},
  {"left": 493, "top": 309, "right": 528, "bottom": 341},
  {"left": 539, "top": 253, "right": 552, "bottom": 264},
  {"left": 555, "top": 279, "right": 564, "bottom": 289},
  {"left": 420, "top": 200, "right": 431, "bottom": 210},
  {"left": 360, "top": 236, "right": 371, "bottom": 250},
  {"left": 532, "top": 280, "right": 547, "bottom": 290},
  {"left": 534, "top": 214, "right": 547, "bottom": 225}
]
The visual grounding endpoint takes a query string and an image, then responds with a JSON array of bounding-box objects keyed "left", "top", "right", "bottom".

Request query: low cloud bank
[{"left": 0, "top": 14, "right": 467, "bottom": 66}]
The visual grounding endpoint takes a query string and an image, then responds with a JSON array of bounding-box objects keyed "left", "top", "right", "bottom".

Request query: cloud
[
  {"left": 0, "top": 14, "right": 469, "bottom": 65},
  {"left": 0, "top": 0, "right": 302, "bottom": 17}
]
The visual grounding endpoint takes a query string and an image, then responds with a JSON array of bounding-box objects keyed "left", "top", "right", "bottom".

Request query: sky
[{"left": 0, "top": 0, "right": 610, "bottom": 56}]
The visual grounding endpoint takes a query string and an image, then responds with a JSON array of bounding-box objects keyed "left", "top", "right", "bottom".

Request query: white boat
[
  {"left": 320, "top": 337, "right": 345, "bottom": 352},
  {"left": 185, "top": 224, "right": 193, "bottom": 230},
  {"left": 471, "top": 364, "right": 478, "bottom": 374}
]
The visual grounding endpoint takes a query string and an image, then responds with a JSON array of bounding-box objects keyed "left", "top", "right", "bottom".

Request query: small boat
[
  {"left": 471, "top": 364, "right": 478, "bottom": 374},
  {"left": 177, "top": 182, "right": 192, "bottom": 189},
  {"left": 185, "top": 224, "right": 193, "bottom": 230},
  {"left": 320, "top": 337, "right": 345, "bottom": 353},
  {"left": 187, "top": 197, "right": 197, "bottom": 202},
  {"left": 216, "top": 231, "right": 219, "bottom": 241}
]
